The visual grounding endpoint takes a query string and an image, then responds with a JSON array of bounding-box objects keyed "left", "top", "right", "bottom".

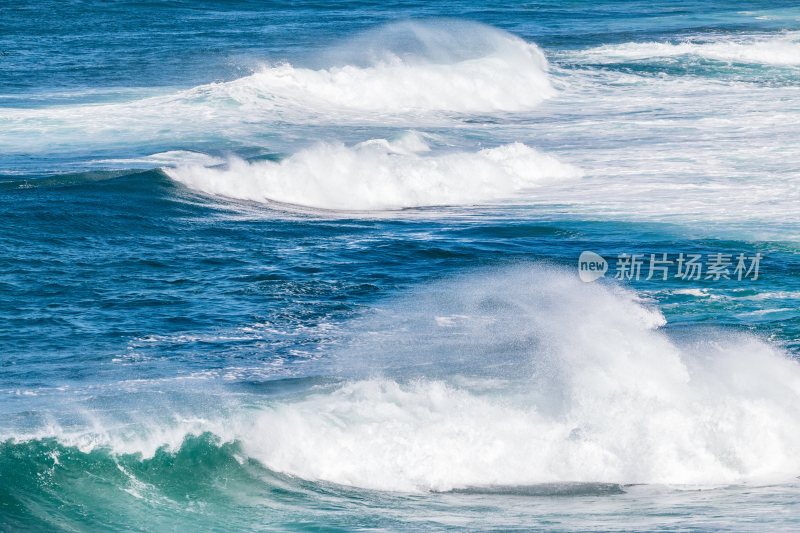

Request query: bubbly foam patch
[
  {"left": 163, "top": 133, "right": 583, "bottom": 210},
  {"left": 573, "top": 32, "right": 800, "bottom": 65}
]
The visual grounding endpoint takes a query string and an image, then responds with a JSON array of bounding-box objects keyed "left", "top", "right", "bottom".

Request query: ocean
[{"left": 1, "top": 1, "right": 799, "bottom": 530}]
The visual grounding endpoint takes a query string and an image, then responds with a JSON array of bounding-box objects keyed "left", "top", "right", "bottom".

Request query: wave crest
[
  {"left": 163, "top": 133, "right": 583, "bottom": 210},
  {"left": 210, "top": 20, "right": 554, "bottom": 114}
]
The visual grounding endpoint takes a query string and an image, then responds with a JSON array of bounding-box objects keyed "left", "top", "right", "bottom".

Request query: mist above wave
[
  {"left": 223, "top": 20, "right": 555, "bottom": 113},
  {"left": 242, "top": 267, "right": 800, "bottom": 490}
]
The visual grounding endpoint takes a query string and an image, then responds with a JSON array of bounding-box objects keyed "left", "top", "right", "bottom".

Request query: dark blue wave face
[
  {"left": 1, "top": 1, "right": 800, "bottom": 531},
  {"left": 2, "top": 171, "right": 795, "bottom": 389}
]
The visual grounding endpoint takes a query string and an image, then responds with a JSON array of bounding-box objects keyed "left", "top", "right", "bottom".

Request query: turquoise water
[{"left": 1, "top": 1, "right": 800, "bottom": 530}]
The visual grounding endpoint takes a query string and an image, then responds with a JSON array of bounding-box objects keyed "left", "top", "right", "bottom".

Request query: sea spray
[{"left": 9, "top": 267, "right": 800, "bottom": 492}]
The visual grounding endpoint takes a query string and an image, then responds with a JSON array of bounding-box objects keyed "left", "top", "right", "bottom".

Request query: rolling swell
[
  {"left": 0, "top": 432, "right": 628, "bottom": 531},
  {"left": 0, "top": 434, "right": 261, "bottom": 531},
  {"left": 0, "top": 170, "right": 156, "bottom": 192},
  {"left": 0, "top": 434, "right": 356, "bottom": 532}
]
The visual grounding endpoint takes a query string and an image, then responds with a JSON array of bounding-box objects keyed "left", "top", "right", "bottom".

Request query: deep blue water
[{"left": 1, "top": 1, "right": 799, "bottom": 531}]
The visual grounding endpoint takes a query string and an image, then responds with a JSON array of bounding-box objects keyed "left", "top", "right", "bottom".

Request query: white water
[
  {"left": 164, "top": 133, "right": 582, "bottom": 210},
  {"left": 18, "top": 267, "right": 800, "bottom": 492},
  {"left": 238, "top": 268, "right": 800, "bottom": 491},
  {"left": 571, "top": 31, "right": 800, "bottom": 65}
]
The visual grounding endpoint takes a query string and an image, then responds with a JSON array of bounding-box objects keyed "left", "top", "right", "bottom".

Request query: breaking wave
[
  {"left": 239, "top": 268, "right": 800, "bottom": 491},
  {"left": 214, "top": 20, "right": 555, "bottom": 114},
  {"left": 0, "top": 21, "right": 555, "bottom": 155},
  {"left": 8, "top": 267, "right": 800, "bottom": 493},
  {"left": 163, "top": 133, "right": 583, "bottom": 210}
]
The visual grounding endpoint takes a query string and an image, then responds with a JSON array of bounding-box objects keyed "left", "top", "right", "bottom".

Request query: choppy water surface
[{"left": 1, "top": 1, "right": 799, "bottom": 530}]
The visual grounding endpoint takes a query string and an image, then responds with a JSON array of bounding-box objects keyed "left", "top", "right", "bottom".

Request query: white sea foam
[
  {"left": 163, "top": 133, "right": 583, "bottom": 210},
  {"left": 13, "top": 267, "right": 800, "bottom": 492},
  {"left": 572, "top": 31, "right": 800, "bottom": 65}
]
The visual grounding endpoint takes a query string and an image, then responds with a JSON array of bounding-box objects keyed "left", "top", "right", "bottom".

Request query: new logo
[{"left": 578, "top": 251, "right": 607, "bottom": 282}]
